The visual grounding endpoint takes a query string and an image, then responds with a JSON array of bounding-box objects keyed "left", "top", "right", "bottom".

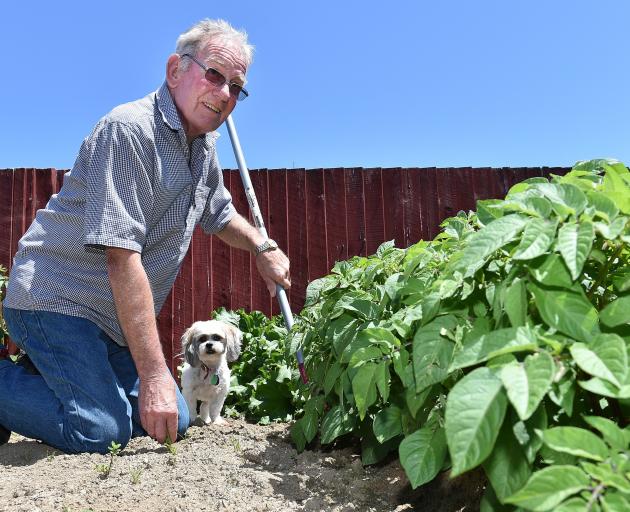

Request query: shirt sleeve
[
  {"left": 82, "top": 120, "right": 154, "bottom": 253},
  {"left": 199, "top": 146, "right": 236, "bottom": 234}
]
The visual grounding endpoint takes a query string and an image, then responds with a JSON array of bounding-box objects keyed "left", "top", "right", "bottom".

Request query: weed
[
  {"left": 164, "top": 435, "right": 177, "bottom": 466},
  {"left": 94, "top": 440, "right": 122, "bottom": 479},
  {"left": 130, "top": 466, "right": 143, "bottom": 484}
]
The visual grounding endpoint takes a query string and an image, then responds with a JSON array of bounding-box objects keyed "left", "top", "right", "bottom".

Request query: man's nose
[{"left": 212, "top": 81, "right": 231, "bottom": 102}]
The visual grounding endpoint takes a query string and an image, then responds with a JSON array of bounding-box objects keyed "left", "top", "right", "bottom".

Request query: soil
[{"left": 0, "top": 419, "right": 486, "bottom": 512}]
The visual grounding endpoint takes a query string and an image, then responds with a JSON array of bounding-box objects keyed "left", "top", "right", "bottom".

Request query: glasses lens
[
  {"left": 230, "top": 84, "right": 249, "bottom": 101},
  {"left": 204, "top": 67, "right": 226, "bottom": 87}
]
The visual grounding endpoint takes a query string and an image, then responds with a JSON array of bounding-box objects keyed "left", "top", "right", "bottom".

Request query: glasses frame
[{"left": 181, "top": 53, "right": 249, "bottom": 101}]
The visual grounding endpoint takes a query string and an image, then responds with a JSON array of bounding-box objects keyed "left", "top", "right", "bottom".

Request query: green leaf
[
  {"left": 557, "top": 221, "right": 594, "bottom": 281},
  {"left": 452, "top": 214, "right": 529, "bottom": 277},
  {"left": 541, "top": 427, "right": 609, "bottom": 461},
  {"left": 583, "top": 416, "right": 628, "bottom": 450},
  {"left": 554, "top": 497, "right": 590, "bottom": 512},
  {"left": 399, "top": 427, "right": 448, "bottom": 489},
  {"left": 445, "top": 367, "right": 508, "bottom": 476},
  {"left": 320, "top": 405, "right": 356, "bottom": 445},
  {"left": 601, "top": 492, "right": 630, "bottom": 512},
  {"left": 324, "top": 361, "right": 343, "bottom": 396},
  {"left": 587, "top": 189, "right": 620, "bottom": 222},
  {"left": 529, "top": 253, "right": 573, "bottom": 288},
  {"left": 373, "top": 406, "right": 403, "bottom": 444},
  {"left": 570, "top": 334, "right": 628, "bottom": 387},
  {"left": 600, "top": 295, "right": 630, "bottom": 327},
  {"left": 603, "top": 165, "right": 630, "bottom": 214},
  {"left": 405, "top": 384, "right": 432, "bottom": 419},
  {"left": 500, "top": 351, "right": 555, "bottom": 421},
  {"left": 300, "top": 411, "right": 319, "bottom": 443},
  {"left": 581, "top": 461, "right": 630, "bottom": 494},
  {"left": 412, "top": 315, "right": 457, "bottom": 392},
  {"left": 513, "top": 218, "right": 558, "bottom": 260},
  {"left": 352, "top": 362, "right": 377, "bottom": 420},
  {"left": 483, "top": 421, "right": 532, "bottom": 503},
  {"left": 348, "top": 346, "right": 383, "bottom": 368},
  {"left": 529, "top": 283, "right": 599, "bottom": 343},
  {"left": 374, "top": 361, "right": 390, "bottom": 402},
  {"left": 612, "top": 269, "right": 630, "bottom": 294},
  {"left": 504, "top": 278, "right": 527, "bottom": 327},
  {"left": 535, "top": 182, "right": 588, "bottom": 218},
  {"left": 450, "top": 326, "right": 538, "bottom": 372},
  {"left": 504, "top": 465, "right": 590, "bottom": 511},
  {"left": 578, "top": 377, "right": 630, "bottom": 399}
]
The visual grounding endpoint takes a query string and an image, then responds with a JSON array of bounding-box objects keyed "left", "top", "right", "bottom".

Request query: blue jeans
[{"left": 0, "top": 308, "right": 189, "bottom": 454}]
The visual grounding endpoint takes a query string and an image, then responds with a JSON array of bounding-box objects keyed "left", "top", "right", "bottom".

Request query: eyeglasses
[{"left": 181, "top": 53, "right": 249, "bottom": 101}]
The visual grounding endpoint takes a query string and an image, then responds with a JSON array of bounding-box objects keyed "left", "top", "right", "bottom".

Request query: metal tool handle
[{"left": 225, "top": 115, "right": 307, "bottom": 383}]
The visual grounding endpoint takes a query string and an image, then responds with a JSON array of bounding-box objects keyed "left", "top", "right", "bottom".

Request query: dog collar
[{"left": 201, "top": 364, "right": 220, "bottom": 385}]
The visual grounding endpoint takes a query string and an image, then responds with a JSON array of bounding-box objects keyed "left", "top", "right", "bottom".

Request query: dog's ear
[
  {"left": 224, "top": 324, "right": 242, "bottom": 363},
  {"left": 181, "top": 326, "right": 201, "bottom": 367}
]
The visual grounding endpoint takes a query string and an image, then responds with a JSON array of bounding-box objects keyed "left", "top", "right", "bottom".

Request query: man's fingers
[
  {"left": 167, "top": 414, "right": 179, "bottom": 445},
  {"left": 153, "top": 419, "right": 167, "bottom": 444}
]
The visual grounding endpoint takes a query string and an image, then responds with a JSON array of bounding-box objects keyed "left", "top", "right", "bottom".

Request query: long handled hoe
[{"left": 225, "top": 115, "right": 308, "bottom": 383}]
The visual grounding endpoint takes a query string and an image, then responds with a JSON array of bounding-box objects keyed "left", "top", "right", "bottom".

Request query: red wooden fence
[{"left": 0, "top": 166, "right": 569, "bottom": 374}]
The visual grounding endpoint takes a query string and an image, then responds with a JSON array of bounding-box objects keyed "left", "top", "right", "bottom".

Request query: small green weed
[{"left": 94, "top": 440, "right": 122, "bottom": 478}]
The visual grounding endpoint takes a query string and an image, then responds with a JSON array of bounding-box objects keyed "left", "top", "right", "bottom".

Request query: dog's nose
[{"left": 205, "top": 343, "right": 215, "bottom": 354}]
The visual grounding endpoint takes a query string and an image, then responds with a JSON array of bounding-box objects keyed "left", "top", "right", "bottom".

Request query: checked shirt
[{"left": 4, "top": 83, "right": 236, "bottom": 346}]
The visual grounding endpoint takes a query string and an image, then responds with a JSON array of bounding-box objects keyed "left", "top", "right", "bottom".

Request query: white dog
[{"left": 180, "top": 320, "right": 242, "bottom": 426}]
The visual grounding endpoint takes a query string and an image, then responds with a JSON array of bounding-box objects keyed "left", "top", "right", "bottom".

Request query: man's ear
[{"left": 166, "top": 54, "right": 182, "bottom": 88}]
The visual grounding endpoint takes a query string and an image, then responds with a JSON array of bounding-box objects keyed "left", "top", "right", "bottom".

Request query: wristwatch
[{"left": 254, "top": 239, "right": 278, "bottom": 256}]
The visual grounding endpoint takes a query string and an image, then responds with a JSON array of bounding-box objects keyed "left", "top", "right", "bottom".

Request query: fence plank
[
  {"left": 344, "top": 168, "right": 366, "bottom": 256},
  {"left": 211, "top": 170, "right": 233, "bottom": 312},
  {"left": 403, "top": 168, "right": 424, "bottom": 246},
  {"left": 418, "top": 167, "right": 440, "bottom": 240},
  {"left": 362, "top": 168, "right": 385, "bottom": 255},
  {"left": 191, "top": 228, "right": 213, "bottom": 321},
  {"left": 250, "top": 169, "right": 272, "bottom": 315},
  {"left": 0, "top": 170, "right": 14, "bottom": 270},
  {"left": 382, "top": 168, "right": 405, "bottom": 248},
  {"left": 305, "top": 169, "right": 329, "bottom": 280},
  {"left": 286, "top": 169, "right": 308, "bottom": 312},
  {"left": 268, "top": 169, "right": 289, "bottom": 316},
  {"left": 324, "top": 168, "right": 347, "bottom": 267},
  {"left": 229, "top": 169, "right": 252, "bottom": 312}
]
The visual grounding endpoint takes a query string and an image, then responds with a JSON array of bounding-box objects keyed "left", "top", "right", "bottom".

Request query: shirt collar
[{"left": 156, "top": 82, "right": 219, "bottom": 147}]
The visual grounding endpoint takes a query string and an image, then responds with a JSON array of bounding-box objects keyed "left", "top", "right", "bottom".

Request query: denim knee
[{"left": 65, "top": 410, "right": 133, "bottom": 454}]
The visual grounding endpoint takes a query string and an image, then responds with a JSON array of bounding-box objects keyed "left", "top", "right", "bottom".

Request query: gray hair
[{"left": 175, "top": 19, "right": 254, "bottom": 70}]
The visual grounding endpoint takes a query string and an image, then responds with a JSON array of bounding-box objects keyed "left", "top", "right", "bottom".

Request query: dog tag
[{"left": 210, "top": 374, "right": 219, "bottom": 386}]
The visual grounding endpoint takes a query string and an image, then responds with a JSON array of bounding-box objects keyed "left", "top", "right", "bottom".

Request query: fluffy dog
[{"left": 180, "top": 320, "right": 242, "bottom": 425}]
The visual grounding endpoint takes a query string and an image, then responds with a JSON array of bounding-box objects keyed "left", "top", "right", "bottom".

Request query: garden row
[{"left": 222, "top": 159, "right": 630, "bottom": 512}]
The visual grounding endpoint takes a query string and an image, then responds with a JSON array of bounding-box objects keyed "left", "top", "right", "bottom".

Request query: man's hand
[
  {"left": 255, "top": 247, "right": 291, "bottom": 297},
  {"left": 138, "top": 369, "right": 179, "bottom": 444}
]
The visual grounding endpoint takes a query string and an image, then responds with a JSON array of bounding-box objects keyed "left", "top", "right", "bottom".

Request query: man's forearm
[
  {"left": 106, "top": 248, "right": 168, "bottom": 378},
  {"left": 216, "top": 213, "right": 265, "bottom": 252}
]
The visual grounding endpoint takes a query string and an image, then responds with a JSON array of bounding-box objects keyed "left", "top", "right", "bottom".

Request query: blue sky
[{"left": 1, "top": 0, "right": 629, "bottom": 171}]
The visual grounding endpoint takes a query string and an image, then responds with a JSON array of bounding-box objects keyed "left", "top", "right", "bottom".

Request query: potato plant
[
  {"left": 289, "top": 159, "right": 630, "bottom": 511},
  {"left": 213, "top": 308, "right": 303, "bottom": 424}
]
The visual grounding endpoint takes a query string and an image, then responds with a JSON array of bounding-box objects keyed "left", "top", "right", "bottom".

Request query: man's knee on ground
[{"left": 65, "top": 415, "right": 133, "bottom": 454}]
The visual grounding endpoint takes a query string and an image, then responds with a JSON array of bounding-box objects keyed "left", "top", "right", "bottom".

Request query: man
[{"left": 0, "top": 19, "right": 290, "bottom": 454}]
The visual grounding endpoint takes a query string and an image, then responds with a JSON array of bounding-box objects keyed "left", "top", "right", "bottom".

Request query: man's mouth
[{"left": 203, "top": 101, "right": 221, "bottom": 114}]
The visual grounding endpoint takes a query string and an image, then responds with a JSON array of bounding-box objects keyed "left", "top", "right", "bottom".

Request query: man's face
[{"left": 167, "top": 39, "right": 248, "bottom": 141}]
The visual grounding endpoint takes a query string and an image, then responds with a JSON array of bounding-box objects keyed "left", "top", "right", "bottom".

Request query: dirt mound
[{"left": 0, "top": 419, "right": 484, "bottom": 511}]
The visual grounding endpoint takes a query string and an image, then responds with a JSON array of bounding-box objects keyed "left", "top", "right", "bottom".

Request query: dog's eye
[
  {"left": 197, "top": 334, "right": 210, "bottom": 343},
  {"left": 210, "top": 334, "right": 223, "bottom": 342}
]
